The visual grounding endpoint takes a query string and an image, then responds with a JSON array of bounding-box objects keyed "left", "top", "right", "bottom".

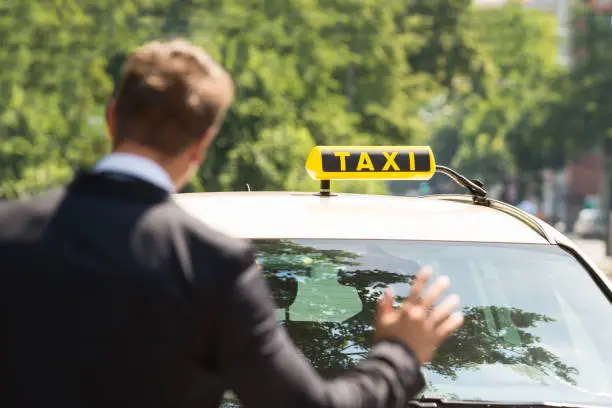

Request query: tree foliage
[
  {"left": 532, "top": 3, "right": 612, "bottom": 159},
  {"left": 0, "top": 0, "right": 492, "bottom": 197},
  {"left": 428, "top": 2, "right": 563, "bottom": 184},
  {"left": 0, "top": 0, "right": 168, "bottom": 198},
  {"left": 3, "top": 0, "right": 606, "bottom": 197}
]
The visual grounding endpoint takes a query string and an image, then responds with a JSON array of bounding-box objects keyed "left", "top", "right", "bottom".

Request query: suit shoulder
[
  {"left": 0, "top": 187, "right": 64, "bottom": 214},
  {"left": 163, "top": 201, "right": 255, "bottom": 268},
  {"left": 0, "top": 188, "right": 66, "bottom": 241}
]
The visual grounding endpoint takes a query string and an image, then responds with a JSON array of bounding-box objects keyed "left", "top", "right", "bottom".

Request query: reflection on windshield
[{"left": 226, "top": 239, "right": 612, "bottom": 406}]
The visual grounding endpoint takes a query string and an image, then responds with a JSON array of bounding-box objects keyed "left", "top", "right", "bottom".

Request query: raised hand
[{"left": 374, "top": 266, "right": 464, "bottom": 364}]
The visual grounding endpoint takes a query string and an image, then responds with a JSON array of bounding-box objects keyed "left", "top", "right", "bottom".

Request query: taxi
[{"left": 174, "top": 146, "right": 612, "bottom": 407}]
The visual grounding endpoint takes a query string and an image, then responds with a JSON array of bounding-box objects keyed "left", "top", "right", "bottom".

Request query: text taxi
[{"left": 174, "top": 146, "right": 612, "bottom": 407}]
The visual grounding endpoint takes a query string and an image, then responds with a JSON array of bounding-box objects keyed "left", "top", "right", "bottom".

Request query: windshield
[{"left": 248, "top": 239, "right": 612, "bottom": 405}]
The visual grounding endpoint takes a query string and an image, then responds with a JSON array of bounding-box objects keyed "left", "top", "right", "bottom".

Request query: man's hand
[{"left": 374, "top": 266, "right": 464, "bottom": 364}]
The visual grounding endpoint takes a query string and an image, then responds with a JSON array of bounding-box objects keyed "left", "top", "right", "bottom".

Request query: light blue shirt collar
[{"left": 93, "top": 153, "right": 175, "bottom": 193}]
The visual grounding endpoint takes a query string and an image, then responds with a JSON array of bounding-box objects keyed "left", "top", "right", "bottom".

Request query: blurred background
[{"left": 3, "top": 0, "right": 612, "bottom": 263}]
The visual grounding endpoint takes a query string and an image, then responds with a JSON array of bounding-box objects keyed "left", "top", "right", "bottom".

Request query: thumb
[{"left": 376, "top": 287, "right": 395, "bottom": 321}]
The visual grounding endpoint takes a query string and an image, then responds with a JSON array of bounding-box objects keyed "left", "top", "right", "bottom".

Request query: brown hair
[{"left": 112, "top": 39, "right": 234, "bottom": 155}]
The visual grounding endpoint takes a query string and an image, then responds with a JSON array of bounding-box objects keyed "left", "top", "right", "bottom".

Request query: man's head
[{"left": 105, "top": 39, "right": 234, "bottom": 190}]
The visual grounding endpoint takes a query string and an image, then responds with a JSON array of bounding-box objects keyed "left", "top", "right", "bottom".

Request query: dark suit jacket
[{"left": 0, "top": 171, "right": 425, "bottom": 408}]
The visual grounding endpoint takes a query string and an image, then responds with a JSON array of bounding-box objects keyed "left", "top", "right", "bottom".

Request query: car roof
[{"left": 173, "top": 191, "right": 551, "bottom": 244}]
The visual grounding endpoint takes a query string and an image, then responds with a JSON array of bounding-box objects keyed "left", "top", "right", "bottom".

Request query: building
[{"left": 563, "top": 149, "right": 603, "bottom": 231}]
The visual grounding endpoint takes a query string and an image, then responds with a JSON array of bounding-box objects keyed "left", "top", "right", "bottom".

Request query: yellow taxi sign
[{"left": 305, "top": 146, "right": 436, "bottom": 181}]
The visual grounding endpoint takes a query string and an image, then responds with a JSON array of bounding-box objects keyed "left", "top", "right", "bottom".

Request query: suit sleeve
[{"left": 215, "top": 258, "right": 426, "bottom": 408}]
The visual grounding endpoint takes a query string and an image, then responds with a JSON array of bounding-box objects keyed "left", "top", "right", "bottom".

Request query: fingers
[
  {"left": 430, "top": 293, "right": 460, "bottom": 325},
  {"left": 435, "top": 311, "right": 464, "bottom": 340},
  {"left": 376, "top": 287, "right": 395, "bottom": 319},
  {"left": 420, "top": 275, "right": 450, "bottom": 310},
  {"left": 405, "top": 266, "right": 432, "bottom": 305}
]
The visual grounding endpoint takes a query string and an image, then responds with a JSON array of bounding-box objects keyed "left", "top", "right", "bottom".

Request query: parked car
[{"left": 573, "top": 208, "right": 605, "bottom": 239}]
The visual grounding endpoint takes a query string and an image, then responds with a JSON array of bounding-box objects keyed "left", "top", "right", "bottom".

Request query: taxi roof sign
[{"left": 305, "top": 146, "right": 436, "bottom": 181}]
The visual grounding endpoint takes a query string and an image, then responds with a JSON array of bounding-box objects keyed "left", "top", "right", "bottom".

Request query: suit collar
[
  {"left": 68, "top": 171, "right": 170, "bottom": 203},
  {"left": 93, "top": 153, "right": 175, "bottom": 193}
]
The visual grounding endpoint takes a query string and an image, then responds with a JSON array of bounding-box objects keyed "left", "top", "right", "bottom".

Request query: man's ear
[{"left": 105, "top": 100, "right": 117, "bottom": 142}]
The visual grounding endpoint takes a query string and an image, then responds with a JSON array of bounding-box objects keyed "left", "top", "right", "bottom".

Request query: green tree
[
  {"left": 0, "top": 0, "right": 169, "bottom": 199},
  {"left": 533, "top": 3, "right": 612, "bottom": 162},
  {"left": 428, "top": 2, "right": 562, "bottom": 185},
  {"left": 0, "top": 0, "right": 519, "bottom": 197},
  {"left": 181, "top": 0, "right": 395, "bottom": 192},
  {"left": 180, "top": 0, "right": 484, "bottom": 193},
  {"left": 407, "top": 0, "right": 489, "bottom": 98}
]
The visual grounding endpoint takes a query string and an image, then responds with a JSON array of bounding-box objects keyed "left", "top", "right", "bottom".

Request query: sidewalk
[{"left": 570, "top": 237, "right": 612, "bottom": 277}]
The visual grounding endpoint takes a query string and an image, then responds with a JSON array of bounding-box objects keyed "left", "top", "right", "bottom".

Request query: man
[
  {"left": 518, "top": 195, "right": 538, "bottom": 216},
  {"left": 0, "top": 39, "right": 464, "bottom": 408}
]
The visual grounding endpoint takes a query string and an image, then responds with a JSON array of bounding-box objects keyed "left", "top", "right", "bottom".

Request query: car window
[{"left": 243, "top": 239, "right": 612, "bottom": 405}]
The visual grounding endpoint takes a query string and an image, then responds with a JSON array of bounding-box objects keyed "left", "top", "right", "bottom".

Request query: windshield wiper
[{"left": 407, "top": 396, "right": 611, "bottom": 408}]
